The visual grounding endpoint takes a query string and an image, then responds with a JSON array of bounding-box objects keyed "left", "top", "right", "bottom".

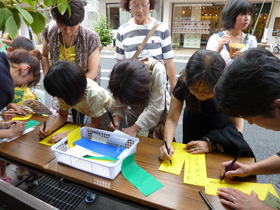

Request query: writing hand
[
  {"left": 107, "top": 121, "right": 120, "bottom": 131},
  {"left": 221, "top": 161, "right": 251, "bottom": 181},
  {"left": 159, "top": 144, "right": 174, "bottom": 161}
]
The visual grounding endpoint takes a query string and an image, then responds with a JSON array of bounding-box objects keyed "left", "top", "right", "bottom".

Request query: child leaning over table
[{"left": 38, "top": 60, "right": 112, "bottom": 143}]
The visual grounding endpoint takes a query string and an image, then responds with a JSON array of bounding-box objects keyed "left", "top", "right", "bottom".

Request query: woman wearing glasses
[{"left": 116, "top": 0, "right": 176, "bottom": 93}]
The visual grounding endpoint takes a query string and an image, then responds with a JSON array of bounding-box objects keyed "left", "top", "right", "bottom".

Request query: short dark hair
[
  {"left": 44, "top": 61, "right": 87, "bottom": 106},
  {"left": 10, "top": 36, "right": 35, "bottom": 51},
  {"left": 178, "top": 49, "right": 225, "bottom": 112},
  {"left": 8, "top": 49, "right": 41, "bottom": 86},
  {"left": 214, "top": 48, "right": 280, "bottom": 118},
  {"left": 222, "top": 0, "right": 253, "bottom": 30},
  {"left": 108, "top": 59, "right": 152, "bottom": 106},
  {"left": 120, "top": 0, "right": 159, "bottom": 12},
  {"left": 51, "top": 0, "right": 85, "bottom": 26}
]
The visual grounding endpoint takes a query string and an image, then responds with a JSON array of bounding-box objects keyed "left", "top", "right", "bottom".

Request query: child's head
[
  {"left": 44, "top": 61, "right": 87, "bottom": 106},
  {"left": 8, "top": 49, "right": 41, "bottom": 87},
  {"left": 8, "top": 36, "right": 35, "bottom": 52},
  {"left": 222, "top": 0, "right": 253, "bottom": 30},
  {"left": 109, "top": 59, "right": 152, "bottom": 106}
]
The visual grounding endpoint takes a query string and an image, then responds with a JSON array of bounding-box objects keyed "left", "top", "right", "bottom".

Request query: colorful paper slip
[
  {"left": 12, "top": 114, "right": 32, "bottom": 121},
  {"left": 39, "top": 124, "right": 80, "bottom": 146},
  {"left": 205, "top": 178, "right": 279, "bottom": 201},
  {"left": 264, "top": 192, "right": 280, "bottom": 209},
  {"left": 67, "top": 127, "right": 81, "bottom": 148},
  {"left": 184, "top": 153, "right": 207, "bottom": 186},
  {"left": 159, "top": 142, "right": 186, "bottom": 175},
  {"left": 122, "top": 153, "right": 163, "bottom": 196},
  {"left": 74, "top": 137, "right": 125, "bottom": 159},
  {"left": 25, "top": 120, "right": 40, "bottom": 129}
]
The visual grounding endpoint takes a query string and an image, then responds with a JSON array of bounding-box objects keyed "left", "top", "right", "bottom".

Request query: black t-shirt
[
  {"left": 173, "top": 80, "right": 229, "bottom": 143},
  {"left": 0, "top": 52, "right": 14, "bottom": 110}
]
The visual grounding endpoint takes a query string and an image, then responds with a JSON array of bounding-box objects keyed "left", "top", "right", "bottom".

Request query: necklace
[{"left": 62, "top": 33, "right": 75, "bottom": 60}]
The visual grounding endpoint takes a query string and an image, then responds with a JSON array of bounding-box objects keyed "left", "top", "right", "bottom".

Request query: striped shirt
[{"left": 115, "top": 17, "right": 174, "bottom": 61}]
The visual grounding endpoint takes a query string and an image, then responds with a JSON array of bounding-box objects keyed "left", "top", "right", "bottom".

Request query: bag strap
[
  {"left": 217, "top": 32, "right": 230, "bottom": 53},
  {"left": 148, "top": 60, "right": 167, "bottom": 112},
  {"left": 132, "top": 21, "right": 161, "bottom": 59}
]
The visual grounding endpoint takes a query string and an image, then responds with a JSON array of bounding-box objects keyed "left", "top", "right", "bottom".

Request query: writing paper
[
  {"left": 67, "top": 127, "right": 81, "bottom": 148},
  {"left": 184, "top": 153, "right": 207, "bottom": 186},
  {"left": 205, "top": 178, "right": 279, "bottom": 200},
  {"left": 39, "top": 124, "right": 80, "bottom": 146},
  {"left": 159, "top": 142, "right": 186, "bottom": 175},
  {"left": 74, "top": 137, "right": 125, "bottom": 159},
  {"left": 122, "top": 153, "right": 163, "bottom": 196},
  {"left": 12, "top": 114, "right": 32, "bottom": 121}
]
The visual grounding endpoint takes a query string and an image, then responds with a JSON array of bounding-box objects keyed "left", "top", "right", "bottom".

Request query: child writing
[
  {"left": 38, "top": 60, "right": 112, "bottom": 143},
  {"left": 159, "top": 50, "right": 254, "bottom": 161}
]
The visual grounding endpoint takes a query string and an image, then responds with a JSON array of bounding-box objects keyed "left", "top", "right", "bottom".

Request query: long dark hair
[{"left": 178, "top": 49, "right": 225, "bottom": 112}]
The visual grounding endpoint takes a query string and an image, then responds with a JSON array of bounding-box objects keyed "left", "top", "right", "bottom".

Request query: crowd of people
[{"left": 1, "top": 0, "right": 279, "bottom": 209}]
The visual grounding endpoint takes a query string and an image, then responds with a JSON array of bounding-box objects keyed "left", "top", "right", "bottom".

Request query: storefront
[
  {"left": 99, "top": 0, "right": 276, "bottom": 49},
  {"left": 170, "top": 2, "right": 271, "bottom": 49}
]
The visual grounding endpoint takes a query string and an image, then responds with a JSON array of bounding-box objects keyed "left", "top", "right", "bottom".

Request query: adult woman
[
  {"left": 206, "top": 0, "right": 257, "bottom": 66},
  {"left": 116, "top": 0, "right": 176, "bottom": 93},
  {"left": 108, "top": 58, "right": 170, "bottom": 137},
  {"left": 42, "top": 0, "right": 102, "bottom": 123},
  {"left": 42, "top": 0, "right": 101, "bottom": 83},
  {"left": 159, "top": 50, "right": 254, "bottom": 161},
  {"left": 0, "top": 49, "right": 41, "bottom": 183}
]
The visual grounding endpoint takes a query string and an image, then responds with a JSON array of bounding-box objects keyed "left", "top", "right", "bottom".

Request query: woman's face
[
  {"left": 10, "top": 63, "right": 35, "bottom": 87},
  {"left": 129, "top": 0, "right": 150, "bottom": 24},
  {"left": 189, "top": 81, "right": 214, "bottom": 101},
  {"left": 56, "top": 22, "right": 80, "bottom": 38},
  {"left": 234, "top": 13, "right": 251, "bottom": 30}
]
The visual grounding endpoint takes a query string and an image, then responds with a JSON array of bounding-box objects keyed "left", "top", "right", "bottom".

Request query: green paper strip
[
  {"left": 83, "top": 155, "right": 119, "bottom": 162},
  {"left": 26, "top": 120, "right": 40, "bottom": 129},
  {"left": 121, "top": 153, "right": 163, "bottom": 196}
]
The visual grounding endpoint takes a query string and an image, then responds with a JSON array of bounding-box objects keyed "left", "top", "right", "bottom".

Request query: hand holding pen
[
  {"left": 220, "top": 150, "right": 242, "bottom": 182},
  {"left": 164, "top": 140, "right": 172, "bottom": 165}
]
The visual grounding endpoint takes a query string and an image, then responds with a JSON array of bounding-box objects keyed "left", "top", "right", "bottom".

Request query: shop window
[
  {"left": 272, "top": 18, "right": 280, "bottom": 36},
  {"left": 106, "top": 3, "right": 131, "bottom": 29}
]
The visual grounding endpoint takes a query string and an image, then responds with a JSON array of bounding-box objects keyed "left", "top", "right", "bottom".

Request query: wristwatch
[{"left": 202, "top": 137, "right": 212, "bottom": 152}]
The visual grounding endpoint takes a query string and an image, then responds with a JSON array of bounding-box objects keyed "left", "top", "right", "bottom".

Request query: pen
[
  {"left": 199, "top": 190, "right": 215, "bottom": 210},
  {"left": 164, "top": 140, "right": 172, "bottom": 166},
  {"left": 43, "top": 120, "right": 46, "bottom": 139},
  {"left": 11, "top": 121, "right": 17, "bottom": 125},
  {"left": 220, "top": 150, "right": 242, "bottom": 182},
  {"left": 107, "top": 110, "right": 116, "bottom": 128},
  {"left": 16, "top": 113, "right": 25, "bottom": 116}
]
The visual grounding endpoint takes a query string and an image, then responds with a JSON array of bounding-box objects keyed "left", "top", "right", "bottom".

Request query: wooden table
[
  {"left": 44, "top": 137, "right": 255, "bottom": 210},
  {"left": 0, "top": 115, "right": 256, "bottom": 210},
  {"left": 0, "top": 115, "right": 55, "bottom": 170}
]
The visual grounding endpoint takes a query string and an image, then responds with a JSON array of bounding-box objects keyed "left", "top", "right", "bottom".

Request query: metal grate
[{"left": 27, "top": 176, "right": 87, "bottom": 210}]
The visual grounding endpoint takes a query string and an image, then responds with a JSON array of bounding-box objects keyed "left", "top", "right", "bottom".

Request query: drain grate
[{"left": 27, "top": 176, "right": 87, "bottom": 210}]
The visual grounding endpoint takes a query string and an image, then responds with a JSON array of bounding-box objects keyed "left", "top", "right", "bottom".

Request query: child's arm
[
  {"left": 86, "top": 116, "right": 102, "bottom": 128},
  {"left": 6, "top": 103, "right": 28, "bottom": 116},
  {"left": 38, "top": 109, "right": 68, "bottom": 139},
  {"left": 0, "top": 121, "right": 26, "bottom": 138},
  {"left": 1, "top": 109, "right": 18, "bottom": 121}
]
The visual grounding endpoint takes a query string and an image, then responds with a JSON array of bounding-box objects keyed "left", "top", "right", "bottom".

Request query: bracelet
[{"left": 202, "top": 137, "right": 212, "bottom": 152}]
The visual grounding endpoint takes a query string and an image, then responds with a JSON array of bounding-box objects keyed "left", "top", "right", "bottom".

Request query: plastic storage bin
[{"left": 51, "top": 127, "right": 139, "bottom": 179}]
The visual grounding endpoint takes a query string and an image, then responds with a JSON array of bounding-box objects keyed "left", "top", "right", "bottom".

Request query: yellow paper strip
[
  {"left": 159, "top": 142, "right": 187, "bottom": 175},
  {"left": 39, "top": 124, "right": 80, "bottom": 146},
  {"left": 67, "top": 127, "right": 81, "bottom": 148},
  {"left": 205, "top": 178, "right": 279, "bottom": 201},
  {"left": 184, "top": 153, "right": 207, "bottom": 186},
  {"left": 12, "top": 114, "right": 32, "bottom": 121}
]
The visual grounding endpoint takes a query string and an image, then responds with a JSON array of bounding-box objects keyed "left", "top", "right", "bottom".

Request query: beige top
[
  {"left": 57, "top": 79, "right": 112, "bottom": 118},
  {"left": 111, "top": 57, "right": 170, "bottom": 131}
]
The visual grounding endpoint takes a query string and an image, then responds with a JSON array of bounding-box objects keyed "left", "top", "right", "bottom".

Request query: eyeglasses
[{"left": 129, "top": 3, "right": 150, "bottom": 11}]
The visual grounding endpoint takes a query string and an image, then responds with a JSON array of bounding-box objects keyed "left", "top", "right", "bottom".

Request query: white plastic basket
[{"left": 51, "top": 127, "right": 139, "bottom": 179}]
